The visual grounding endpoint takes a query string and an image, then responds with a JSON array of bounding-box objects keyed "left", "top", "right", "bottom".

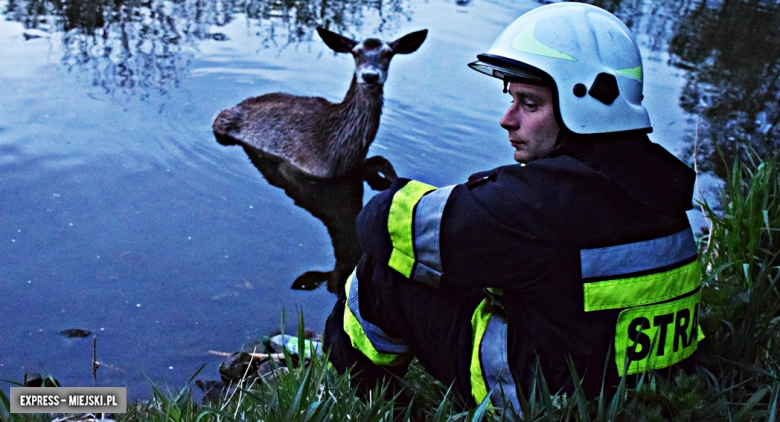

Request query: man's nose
[{"left": 500, "top": 106, "right": 519, "bottom": 131}]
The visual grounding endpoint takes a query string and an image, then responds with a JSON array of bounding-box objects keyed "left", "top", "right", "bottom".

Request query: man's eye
[{"left": 524, "top": 103, "right": 538, "bottom": 110}]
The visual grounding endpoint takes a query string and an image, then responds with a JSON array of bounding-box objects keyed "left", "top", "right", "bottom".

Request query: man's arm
[{"left": 356, "top": 167, "right": 566, "bottom": 291}]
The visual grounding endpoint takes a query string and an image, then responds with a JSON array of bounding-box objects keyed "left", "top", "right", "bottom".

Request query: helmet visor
[{"left": 468, "top": 54, "right": 549, "bottom": 85}]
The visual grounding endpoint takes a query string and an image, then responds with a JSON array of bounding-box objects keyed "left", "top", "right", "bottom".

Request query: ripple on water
[{"left": 0, "top": 0, "right": 711, "bottom": 400}]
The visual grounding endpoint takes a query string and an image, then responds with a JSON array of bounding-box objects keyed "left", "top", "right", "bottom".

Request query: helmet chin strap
[
  {"left": 503, "top": 79, "right": 509, "bottom": 94},
  {"left": 552, "top": 127, "right": 570, "bottom": 152}
]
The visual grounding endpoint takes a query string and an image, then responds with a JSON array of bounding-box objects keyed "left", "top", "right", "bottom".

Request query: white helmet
[{"left": 469, "top": 3, "right": 651, "bottom": 134}]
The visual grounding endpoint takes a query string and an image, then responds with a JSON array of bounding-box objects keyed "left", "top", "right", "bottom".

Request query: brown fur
[{"left": 213, "top": 27, "right": 427, "bottom": 178}]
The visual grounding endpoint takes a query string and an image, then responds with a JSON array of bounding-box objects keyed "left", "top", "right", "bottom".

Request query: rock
[
  {"left": 24, "top": 373, "right": 60, "bottom": 387},
  {"left": 257, "top": 360, "right": 289, "bottom": 379},
  {"left": 195, "top": 379, "right": 227, "bottom": 404},
  {"left": 218, "top": 352, "right": 261, "bottom": 383},
  {"left": 241, "top": 338, "right": 266, "bottom": 353},
  {"left": 60, "top": 328, "right": 92, "bottom": 338}
]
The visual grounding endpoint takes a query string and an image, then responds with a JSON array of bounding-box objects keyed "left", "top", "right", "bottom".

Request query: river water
[{"left": 1, "top": 0, "right": 777, "bottom": 400}]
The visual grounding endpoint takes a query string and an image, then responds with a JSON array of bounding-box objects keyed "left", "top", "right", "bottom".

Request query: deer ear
[
  {"left": 389, "top": 29, "right": 428, "bottom": 54},
  {"left": 317, "top": 27, "right": 358, "bottom": 53}
]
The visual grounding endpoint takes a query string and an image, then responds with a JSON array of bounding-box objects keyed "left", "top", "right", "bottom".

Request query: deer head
[{"left": 316, "top": 27, "right": 428, "bottom": 85}]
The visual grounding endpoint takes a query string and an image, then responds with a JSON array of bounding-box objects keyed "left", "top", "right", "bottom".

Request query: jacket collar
[{"left": 551, "top": 132, "right": 696, "bottom": 214}]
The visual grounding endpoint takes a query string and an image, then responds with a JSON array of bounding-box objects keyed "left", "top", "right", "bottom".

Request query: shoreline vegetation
[{"left": 2, "top": 153, "right": 778, "bottom": 421}]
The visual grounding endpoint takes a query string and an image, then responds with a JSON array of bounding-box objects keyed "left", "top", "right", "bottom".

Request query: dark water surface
[{"left": 2, "top": 0, "right": 777, "bottom": 399}]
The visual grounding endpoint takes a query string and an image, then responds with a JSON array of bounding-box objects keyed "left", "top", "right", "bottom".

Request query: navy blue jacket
[{"left": 355, "top": 132, "right": 697, "bottom": 397}]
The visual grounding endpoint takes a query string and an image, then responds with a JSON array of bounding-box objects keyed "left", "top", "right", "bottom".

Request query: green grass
[{"left": 3, "top": 154, "right": 779, "bottom": 421}]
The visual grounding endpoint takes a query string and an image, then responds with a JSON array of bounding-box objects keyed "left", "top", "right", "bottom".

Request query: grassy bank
[{"left": 2, "top": 155, "right": 778, "bottom": 421}]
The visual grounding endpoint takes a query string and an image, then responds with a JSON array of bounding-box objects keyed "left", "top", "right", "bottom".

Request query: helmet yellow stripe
[
  {"left": 511, "top": 21, "right": 577, "bottom": 61},
  {"left": 615, "top": 65, "right": 642, "bottom": 81}
]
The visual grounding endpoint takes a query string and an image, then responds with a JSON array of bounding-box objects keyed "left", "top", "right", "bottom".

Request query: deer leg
[{"left": 291, "top": 271, "right": 331, "bottom": 290}]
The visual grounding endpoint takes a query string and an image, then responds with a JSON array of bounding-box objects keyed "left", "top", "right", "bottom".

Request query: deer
[{"left": 212, "top": 26, "right": 428, "bottom": 178}]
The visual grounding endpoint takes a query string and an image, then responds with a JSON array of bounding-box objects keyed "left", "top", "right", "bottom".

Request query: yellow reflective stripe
[
  {"left": 584, "top": 261, "right": 701, "bottom": 312},
  {"left": 511, "top": 21, "right": 577, "bottom": 61},
  {"left": 486, "top": 287, "right": 503, "bottom": 296},
  {"left": 388, "top": 249, "right": 416, "bottom": 279},
  {"left": 342, "top": 274, "right": 406, "bottom": 366},
  {"left": 387, "top": 181, "right": 436, "bottom": 277},
  {"left": 615, "top": 65, "right": 642, "bottom": 81},
  {"left": 470, "top": 299, "right": 493, "bottom": 406},
  {"left": 615, "top": 291, "right": 704, "bottom": 376}
]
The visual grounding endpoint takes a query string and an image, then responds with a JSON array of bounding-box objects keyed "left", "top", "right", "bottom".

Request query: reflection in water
[
  {"left": 5, "top": 0, "right": 207, "bottom": 97},
  {"left": 669, "top": 0, "right": 780, "bottom": 176},
  {"left": 7, "top": 0, "right": 776, "bottom": 172},
  {"left": 2, "top": 0, "right": 412, "bottom": 97},
  {"left": 575, "top": 0, "right": 780, "bottom": 177},
  {"left": 237, "top": 145, "right": 396, "bottom": 294}
]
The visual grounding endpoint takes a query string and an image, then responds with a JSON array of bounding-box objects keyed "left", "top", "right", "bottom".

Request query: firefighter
[{"left": 324, "top": 2, "right": 702, "bottom": 412}]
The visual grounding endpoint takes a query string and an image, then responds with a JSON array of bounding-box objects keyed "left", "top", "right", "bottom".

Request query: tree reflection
[
  {"left": 669, "top": 0, "right": 780, "bottom": 177},
  {"left": 2, "top": 0, "right": 411, "bottom": 97}
]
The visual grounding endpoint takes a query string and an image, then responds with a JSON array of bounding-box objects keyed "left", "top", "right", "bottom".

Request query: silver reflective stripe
[
  {"left": 347, "top": 271, "right": 409, "bottom": 354},
  {"left": 412, "top": 185, "right": 455, "bottom": 287},
  {"left": 580, "top": 228, "right": 697, "bottom": 279},
  {"left": 411, "top": 262, "right": 441, "bottom": 288},
  {"left": 480, "top": 313, "right": 521, "bottom": 414}
]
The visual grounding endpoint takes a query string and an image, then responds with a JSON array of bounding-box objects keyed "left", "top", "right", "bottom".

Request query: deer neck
[{"left": 321, "top": 76, "right": 384, "bottom": 173}]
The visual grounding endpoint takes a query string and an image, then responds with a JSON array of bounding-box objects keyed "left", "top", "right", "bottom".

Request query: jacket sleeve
[
  {"left": 357, "top": 164, "right": 576, "bottom": 291},
  {"left": 356, "top": 177, "right": 436, "bottom": 283}
]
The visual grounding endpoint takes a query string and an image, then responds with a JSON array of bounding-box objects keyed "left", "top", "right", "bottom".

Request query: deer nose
[{"left": 361, "top": 70, "right": 380, "bottom": 84}]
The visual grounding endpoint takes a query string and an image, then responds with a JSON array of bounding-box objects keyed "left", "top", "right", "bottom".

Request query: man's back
[{"left": 355, "top": 133, "right": 697, "bottom": 397}]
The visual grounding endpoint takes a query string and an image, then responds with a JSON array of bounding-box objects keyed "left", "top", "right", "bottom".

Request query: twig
[
  {"left": 208, "top": 350, "right": 283, "bottom": 360},
  {"left": 208, "top": 349, "right": 284, "bottom": 413},
  {"left": 235, "top": 347, "right": 257, "bottom": 417},
  {"left": 92, "top": 336, "right": 98, "bottom": 387}
]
